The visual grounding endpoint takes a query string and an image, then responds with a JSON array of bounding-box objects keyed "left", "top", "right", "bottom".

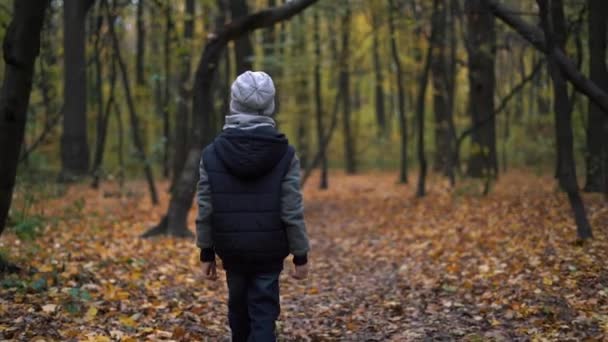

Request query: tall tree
[
  {"left": 387, "top": 0, "right": 408, "bottom": 184},
  {"left": 313, "top": 7, "right": 328, "bottom": 189},
  {"left": 584, "top": 0, "right": 608, "bottom": 192},
  {"left": 464, "top": 0, "right": 497, "bottom": 178},
  {"left": 136, "top": 0, "right": 146, "bottom": 85},
  {"left": 340, "top": 4, "right": 356, "bottom": 174},
  {"left": 143, "top": 0, "right": 319, "bottom": 237},
  {"left": 371, "top": 7, "right": 386, "bottom": 136},
  {"left": 60, "top": 0, "right": 95, "bottom": 181},
  {"left": 0, "top": 0, "right": 48, "bottom": 237},
  {"left": 104, "top": 0, "right": 159, "bottom": 205},
  {"left": 538, "top": 0, "right": 593, "bottom": 240},
  {"left": 431, "top": 0, "right": 455, "bottom": 181},
  {"left": 172, "top": 0, "right": 195, "bottom": 185},
  {"left": 230, "top": 0, "right": 255, "bottom": 74},
  {"left": 162, "top": 3, "right": 174, "bottom": 178},
  {"left": 416, "top": 0, "right": 439, "bottom": 198}
]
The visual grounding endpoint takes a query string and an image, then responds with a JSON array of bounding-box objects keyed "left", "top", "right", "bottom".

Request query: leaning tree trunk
[
  {"left": 387, "top": 0, "right": 408, "bottom": 184},
  {"left": 0, "top": 0, "right": 47, "bottom": 237},
  {"left": 465, "top": 0, "right": 497, "bottom": 179},
  {"left": 60, "top": 0, "right": 94, "bottom": 181},
  {"left": 143, "top": 0, "right": 320, "bottom": 238},
  {"left": 538, "top": 0, "right": 593, "bottom": 240},
  {"left": 584, "top": 0, "right": 608, "bottom": 193},
  {"left": 136, "top": 0, "right": 146, "bottom": 86},
  {"left": 104, "top": 0, "right": 159, "bottom": 205},
  {"left": 371, "top": 10, "right": 386, "bottom": 137}
]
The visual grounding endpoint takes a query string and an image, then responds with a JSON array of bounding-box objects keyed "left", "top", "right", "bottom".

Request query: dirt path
[{"left": 0, "top": 172, "right": 607, "bottom": 341}]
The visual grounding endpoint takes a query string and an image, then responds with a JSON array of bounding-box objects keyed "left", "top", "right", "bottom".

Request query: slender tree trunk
[
  {"left": 136, "top": 0, "right": 146, "bottom": 85},
  {"left": 340, "top": 6, "right": 355, "bottom": 174},
  {"left": 538, "top": 0, "right": 593, "bottom": 240},
  {"left": 465, "top": 0, "right": 497, "bottom": 178},
  {"left": 143, "top": 0, "right": 319, "bottom": 238},
  {"left": 313, "top": 9, "right": 328, "bottom": 189},
  {"left": 92, "top": 34, "right": 117, "bottom": 189},
  {"left": 295, "top": 15, "right": 310, "bottom": 169},
  {"left": 387, "top": 0, "right": 408, "bottom": 184},
  {"left": 431, "top": 0, "right": 450, "bottom": 175},
  {"left": 104, "top": 0, "right": 159, "bottom": 205},
  {"left": 230, "top": 0, "right": 255, "bottom": 74},
  {"left": 0, "top": 0, "right": 47, "bottom": 236},
  {"left": 584, "top": 0, "right": 608, "bottom": 192},
  {"left": 416, "top": 0, "right": 439, "bottom": 198},
  {"left": 371, "top": 11, "right": 386, "bottom": 136},
  {"left": 60, "top": 0, "right": 94, "bottom": 181}
]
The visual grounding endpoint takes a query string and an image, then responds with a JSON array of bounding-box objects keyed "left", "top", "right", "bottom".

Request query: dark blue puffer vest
[{"left": 202, "top": 126, "right": 294, "bottom": 273}]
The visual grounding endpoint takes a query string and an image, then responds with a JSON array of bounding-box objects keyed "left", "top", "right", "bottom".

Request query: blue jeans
[{"left": 226, "top": 271, "right": 281, "bottom": 342}]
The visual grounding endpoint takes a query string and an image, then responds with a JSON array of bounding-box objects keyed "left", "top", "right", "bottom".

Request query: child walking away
[{"left": 196, "top": 71, "right": 310, "bottom": 342}]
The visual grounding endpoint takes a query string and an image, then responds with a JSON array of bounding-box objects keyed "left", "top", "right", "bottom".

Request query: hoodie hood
[{"left": 214, "top": 126, "right": 288, "bottom": 180}]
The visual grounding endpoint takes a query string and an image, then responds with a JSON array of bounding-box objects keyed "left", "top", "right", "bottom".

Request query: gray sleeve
[
  {"left": 281, "top": 154, "right": 310, "bottom": 256},
  {"left": 195, "top": 155, "right": 214, "bottom": 250}
]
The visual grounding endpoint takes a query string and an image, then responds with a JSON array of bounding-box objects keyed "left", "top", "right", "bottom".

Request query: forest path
[{"left": 0, "top": 172, "right": 607, "bottom": 341}]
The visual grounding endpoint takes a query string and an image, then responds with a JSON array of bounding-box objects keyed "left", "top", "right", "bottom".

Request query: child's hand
[
  {"left": 201, "top": 261, "right": 217, "bottom": 280},
  {"left": 292, "top": 264, "right": 309, "bottom": 280}
]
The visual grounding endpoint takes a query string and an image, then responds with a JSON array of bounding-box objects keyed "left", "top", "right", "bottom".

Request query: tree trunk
[
  {"left": 465, "top": 0, "right": 497, "bottom": 178},
  {"left": 60, "top": 0, "right": 94, "bottom": 181},
  {"left": 416, "top": 0, "right": 439, "bottom": 198},
  {"left": 538, "top": 0, "right": 593, "bottom": 240},
  {"left": 387, "top": 0, "right": 408, "bottom": 184},
  {"left": 340, "top": 6, "right": 355, "bottom": 174},
  {"left": 104, "top": 0, "right": 159, "bottom": 205},
  {"left": 230, "top": 0, "right": 255, "bottom": 74},
  {"left": 92, "top": 32, "right": 117, "bottom": 189},
  {"left": 143, "top": 0, "right": 320, "bottom": 238},
  {"left": 294, "top": 14, "right": 310, "bottom": 169},
  {"left": 136, "top": 0, "right": 146, "bottom": 85},
  {"left": 313, "top": 8, "right": 328, "bottom": 189},
  {"left": 0, "top": 0, "right": 47, "bottom": 236},
  {"left": 162, "top": 4, "right": 173, "bottom": 179},
  {"left": 371, "top": 11, "right": 386, "bottom": 136},
  {"left": 584, "top": 0, "right": 608, "bottom": 193},
  {"left": 172, "top": 0, "right": 195, "bottom": 188},
  {"left": 431, "top": 0, "right": 451, "bottom": 176}
]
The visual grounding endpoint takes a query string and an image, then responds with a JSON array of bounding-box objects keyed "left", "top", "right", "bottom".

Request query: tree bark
[
  {"left": 104, "top": 0, "right": 159, "bottom": 205},
  {"left": 143, "top": 0, "right": 320, "bottom": 237},
  {"left": 465, "top": 0, "right": 497, "bottom": 178},
  {"left": 584, "top": 0, "right": 608, "bottom": 192},
  {"left": 60, "top": 0, "right": 94, "bottom": 181},
  {"left": 387, "top": 0, "right": 408, "bottom": 184},
  {"left": 538, "top": 0, "right": 593, "bottom": 240},
  {"left": 0, "top": 0, "right": 47, "bottom": 236},
  {"left": 313, "top": 8, "right": 328, "bottom": 189}
]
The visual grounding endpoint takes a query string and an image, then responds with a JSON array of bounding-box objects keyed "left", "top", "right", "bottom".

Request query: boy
[{"left": 196, "top": 71, "right": 310, "bottom": 342}]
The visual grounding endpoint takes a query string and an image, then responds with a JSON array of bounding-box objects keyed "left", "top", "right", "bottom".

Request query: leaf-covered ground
[{"left": 1, "top": 172, "right": 607, "bottom": 341}]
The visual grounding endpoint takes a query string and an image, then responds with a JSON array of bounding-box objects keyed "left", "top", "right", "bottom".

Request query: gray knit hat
[{"left": 230, "top": 71, "right": 276, "bottom": 116}]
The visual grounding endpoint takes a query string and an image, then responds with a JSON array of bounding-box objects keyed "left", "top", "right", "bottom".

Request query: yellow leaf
[
  {"left": 542, "top": 277, "right": 553, "bottom": 286},
  {"left": 119, "top": 316, "right": 137, "bottom": 328},
  {"left": 85, "top": 306, "right": 98, "bottom": 321}
]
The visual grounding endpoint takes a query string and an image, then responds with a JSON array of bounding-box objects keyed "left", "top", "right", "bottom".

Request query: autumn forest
[{"left": 0, "top": 0, "right": 607, "bottom": 340}]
